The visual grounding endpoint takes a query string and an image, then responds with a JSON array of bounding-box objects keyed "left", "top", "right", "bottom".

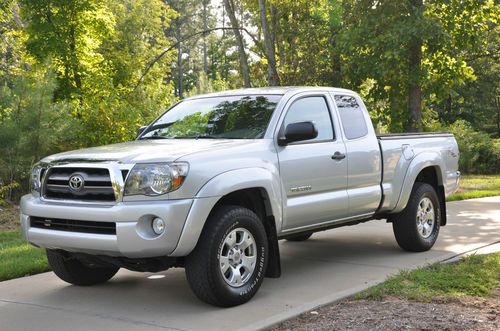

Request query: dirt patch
[
  {"left": 270, "top": 295, "right": 499, "bottom": 331},
  {"left": 0, "top": 205, "right": 20, "bottom": 231}
]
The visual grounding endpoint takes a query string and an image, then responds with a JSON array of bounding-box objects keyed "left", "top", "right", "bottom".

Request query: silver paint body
[{"left": 20, "top": 87, "right": 460, "bottom": 258}]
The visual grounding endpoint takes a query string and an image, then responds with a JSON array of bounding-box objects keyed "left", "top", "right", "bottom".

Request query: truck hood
[{"left": 41, "top": 139, "right": 258, "bottom": 164}]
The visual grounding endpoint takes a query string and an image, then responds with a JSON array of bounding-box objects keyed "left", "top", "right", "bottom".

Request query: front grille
[
  {"left": 30, "top": 217, "right": 116, "bottom": 235},
  {"left": 43, "top": 167, "right": 115, "bottom": 202}
]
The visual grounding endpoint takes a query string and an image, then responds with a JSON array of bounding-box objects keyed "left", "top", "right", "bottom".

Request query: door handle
[{"left": 331, "top": 152, "right": 346, "bottom": 160}]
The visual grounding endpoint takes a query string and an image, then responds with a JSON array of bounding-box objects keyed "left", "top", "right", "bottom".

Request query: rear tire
[
  {"left": 185, "top": 205, "right": 268, "bottom": 307},
  {"left": 286, "top": 232, "right": 313, "bottom": 242},
  {"left": 46, "top": 250, "right": 119, "bottom": 286},
  {"left": 392, "top": 182, "right": 441, "bottom": 252}
]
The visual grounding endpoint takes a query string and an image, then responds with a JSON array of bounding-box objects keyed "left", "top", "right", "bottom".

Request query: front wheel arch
[
  {"left": 206, "top": 188, "right": 281, "bottom": 278},
  {"left": 185, "top": 205, "right": 269, "bottom": 306}
]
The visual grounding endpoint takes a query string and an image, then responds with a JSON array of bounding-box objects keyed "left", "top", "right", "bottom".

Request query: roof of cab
[{"left": 184, "top": 86, "right": 356, "bottom": 100}]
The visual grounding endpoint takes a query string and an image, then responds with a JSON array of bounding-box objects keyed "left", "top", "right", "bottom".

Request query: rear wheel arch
[
  {"left": 413, "top": 166, "right": 447, "bottom": 226},
  {"left": 394, "top": 160, "right": 447, "bottom": 226},
  {"left": 415, "top": 166, "right": 442, "bottom": 188}
]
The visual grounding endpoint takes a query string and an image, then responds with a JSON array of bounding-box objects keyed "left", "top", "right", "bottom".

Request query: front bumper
[{"left": 20, "top": 194, "right": 194, "bottom": 258}]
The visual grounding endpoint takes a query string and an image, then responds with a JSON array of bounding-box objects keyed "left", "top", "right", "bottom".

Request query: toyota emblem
[{"left": 68, "top": 174, "right": 85, "bottom": 192}]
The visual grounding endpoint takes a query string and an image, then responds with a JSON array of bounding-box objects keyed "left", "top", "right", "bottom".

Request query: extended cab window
[
  {"left": 334, "top": 95, "right": 368, "bottom": 140},
  {"left": 140, "top": 95, "right": 281, "bottom": 139},
  {"left": 283, "top": 96, "right": 334, "bottom": 142}
]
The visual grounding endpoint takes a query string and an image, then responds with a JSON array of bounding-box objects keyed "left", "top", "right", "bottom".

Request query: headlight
[
  {"left": 30, "top": 164, "right": 43, "bottom": 193},
  {"left": 124, "top": 163, "right": 189, "bottom": 196}
]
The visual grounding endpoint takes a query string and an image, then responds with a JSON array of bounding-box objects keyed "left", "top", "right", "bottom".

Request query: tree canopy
[{"left": 0, "top": 0, "right": 499, "bottom": 201}]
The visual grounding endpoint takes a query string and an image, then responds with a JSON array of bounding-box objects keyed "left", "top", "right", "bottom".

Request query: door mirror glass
[{"left": 279, "top": 121, "right": 318, "bottom": 145}]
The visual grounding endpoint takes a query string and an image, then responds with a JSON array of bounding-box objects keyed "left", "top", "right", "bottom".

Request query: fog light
[{"left": 152, "top": 217, "right": 165, "bottom": 235}]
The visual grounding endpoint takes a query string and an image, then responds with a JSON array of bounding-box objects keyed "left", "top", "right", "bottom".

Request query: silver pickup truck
[{"left": 21, "top": 87, "right": 460, "bottom": 306}]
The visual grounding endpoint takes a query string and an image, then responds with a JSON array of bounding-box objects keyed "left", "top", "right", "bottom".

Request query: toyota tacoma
[{"left": 21, "top": 87, "right": 460, "bottom": 307}]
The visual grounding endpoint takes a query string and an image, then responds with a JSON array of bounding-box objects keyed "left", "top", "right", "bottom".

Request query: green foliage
[
  {"left": 445, "top": 120, "right": 500, "bottom": 174},
  {"left": 20, "top": 0, "right": 115, "bottom": 99},
  {"left": 358, "top": 253, "right": 500, "bottom": 301},
  {"left": 339, "top": 0, "right": 498, "bottom": 132},
  {"left": 0, "top": 0, "right": 181, "bottom": 198},
  {"left": 18, "top": 0, "right": 178, "bottom": 147},
  {"left": 0, "top": 230, "right": 49, "bottom": 281},
  {"left": 0, "top": 0, "right": 499, "bottom": 202},
  {"left": 0, "top": 182, "right": 19, "bottom": 205},
  {"left": 0, "top": 67, "right": 78, "bottom": 199}
]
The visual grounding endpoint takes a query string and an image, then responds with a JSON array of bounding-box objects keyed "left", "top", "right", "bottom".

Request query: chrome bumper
[{"left": 20, "top": 194, "right": 194, "bottom": 258}]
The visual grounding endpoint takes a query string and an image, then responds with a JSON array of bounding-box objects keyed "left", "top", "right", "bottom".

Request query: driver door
[{"left": 277, "top": 93, "right": 349, "bottom": 230}]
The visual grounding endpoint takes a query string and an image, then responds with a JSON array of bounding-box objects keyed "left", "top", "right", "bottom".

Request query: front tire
[
  {"left": 392, "top": 182, "right": 441, "bottom": 252},
  {"left": 46, "top": 250, "right": 119, "bottom": 286},
  {"left": 185, "top": 205, "right": 268, "bottom": 307}
]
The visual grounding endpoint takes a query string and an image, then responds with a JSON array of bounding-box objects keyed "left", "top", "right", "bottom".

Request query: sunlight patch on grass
[
  {"left": 357, "top": 253, "right": 500, "bottom": 302},
  {"left": 447, "top": 175, "right": 500, "bottom": 201},
  {"left": 0, "top": 230, "right": 49, "bottom": 281}
]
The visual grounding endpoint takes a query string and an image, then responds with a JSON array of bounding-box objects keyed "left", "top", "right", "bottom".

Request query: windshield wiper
[
  {"left": 139, "top": 135, "right": 168, "bottom": 140},
  {"left": 195, "top": 134, "right": 217, "bottom": 139},
  {"left": 173, "top": 134, "right": 217, "bottom": 139}
]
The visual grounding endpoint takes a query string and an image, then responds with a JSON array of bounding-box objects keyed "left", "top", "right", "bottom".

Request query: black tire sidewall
[
  {"left": 393, "top": 182, "right": 441, "bottom": 252},
  {"left": 210, "top": 209, "right": 268, "bottom": 304},
  {"left": 46, "top": 250, "right": 119, "bottom": 286}
]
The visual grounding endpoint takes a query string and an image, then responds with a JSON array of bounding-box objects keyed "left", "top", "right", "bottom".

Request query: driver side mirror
[
  {"left": 278, "top": 121, "right": 318, "bottom": 146},
  {"left": 137, "top": 125, "right": 148, "bottom": 138}
]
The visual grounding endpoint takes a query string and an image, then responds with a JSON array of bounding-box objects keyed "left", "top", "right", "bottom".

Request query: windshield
[{"left": 140, "top": 95, "right": 282, "bottom": 139}]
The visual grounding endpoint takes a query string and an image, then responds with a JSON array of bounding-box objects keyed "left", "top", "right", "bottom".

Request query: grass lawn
[
  {"left": 357, "top": 252, "right": 500, "bottom": 301},
  {"left": 0, "top": 230, "right": 49, "bottom": 281},
  {"left": 447, "top": 174, "right": 500, "bottom": 201}
]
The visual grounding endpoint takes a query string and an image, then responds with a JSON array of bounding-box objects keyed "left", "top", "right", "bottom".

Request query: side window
[
  {"left": 283, "top": 96, "right": 334, "bottom": 142},
  {"left": 335, "top": 95, "right": 368, "bottom": 140}
]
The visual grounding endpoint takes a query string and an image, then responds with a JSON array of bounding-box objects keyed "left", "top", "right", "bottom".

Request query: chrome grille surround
[{"left": 39, "top": 161, "right": 133, "bottom": 205}]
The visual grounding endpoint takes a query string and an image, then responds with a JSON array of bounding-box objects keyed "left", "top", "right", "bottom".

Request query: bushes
[{"left": 447, "top": 120, "right": 500, "bottom": 174}]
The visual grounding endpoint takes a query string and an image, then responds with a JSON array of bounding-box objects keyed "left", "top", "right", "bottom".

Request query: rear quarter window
[{"left": 334, "top": 95, "right": 368, "bottom": 140}]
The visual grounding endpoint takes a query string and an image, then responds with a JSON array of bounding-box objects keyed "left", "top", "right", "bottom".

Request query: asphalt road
[{"left": 1, "top": 196, "right": 499, "bottom": 331}]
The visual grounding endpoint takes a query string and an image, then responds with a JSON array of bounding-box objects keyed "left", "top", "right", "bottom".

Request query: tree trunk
[
  {"left": 270, "top": 5, "right": 277, "bottom": 49},
  {"left": 330, "top": 28, "right": 342, "bottom": 87},
  {"left": 223, "top": 0, "right": 251, "bottom": 87},
  {"left": 495, "top": 92, "right": 500, "bottom": 137},
  {"left": 329, "top": 2, "right": 343, "bottom": 87},
  {"left": 258, "top": 0, "right": 280, "bottom": 86},
  {"left": 176, "top": 23, "right": 183, "bottom": 98},
  {"left": 202, "top": 0, "right": 209, "bottom": 74},
  {"left": 407, "top": 0, "right": 423, "bottom": 132}
]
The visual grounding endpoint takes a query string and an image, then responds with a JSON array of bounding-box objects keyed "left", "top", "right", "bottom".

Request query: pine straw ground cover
[{"left": 271, "top": 253, "right": 500, "bottom": 331}]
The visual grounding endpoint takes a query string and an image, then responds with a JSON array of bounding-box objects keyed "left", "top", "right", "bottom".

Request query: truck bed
[
  {"left": 377, "top": 132, "right": 459, "bottom": 214},
  {"left": 377, "top": 132, "right": 453, "bottom": 140}
]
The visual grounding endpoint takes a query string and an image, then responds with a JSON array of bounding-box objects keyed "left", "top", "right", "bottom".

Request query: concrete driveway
[{"left": 1, "top": 196, "right": 499, "bottom": 331}]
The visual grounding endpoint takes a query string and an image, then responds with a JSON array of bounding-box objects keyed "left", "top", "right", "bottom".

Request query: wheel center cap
[{"left": 233, "top": 251, "right": 241, "bottom": 263}]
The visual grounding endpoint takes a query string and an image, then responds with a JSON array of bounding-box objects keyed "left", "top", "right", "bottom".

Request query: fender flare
[
  {"left": 170, "top": 168, "right": 282, "bottom": 257},
  {"left": 392, "top": 152, "right": 445, "bottom": 214}
]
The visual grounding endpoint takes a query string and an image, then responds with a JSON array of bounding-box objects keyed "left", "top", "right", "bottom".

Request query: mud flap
[{"left": 264, "top": 216, "right": 281, "bottom": 278}]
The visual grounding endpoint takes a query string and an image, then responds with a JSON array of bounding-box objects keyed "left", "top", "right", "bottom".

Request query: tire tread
[
  {"left": 185, "top": 205, "right": 268, "bottom": 307},
  {"left": 392, "top": 182, "right": 440, "bottom": 252},
  {"left": 47, "top": 250, "right": 119, "bottom": 286}
]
